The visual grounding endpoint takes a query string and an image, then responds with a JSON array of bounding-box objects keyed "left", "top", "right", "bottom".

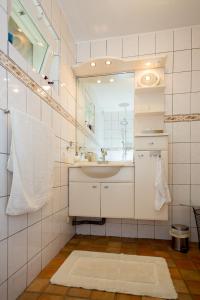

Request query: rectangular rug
[{"left": 50, "top": 250, "right": 177, "bottom": 299}]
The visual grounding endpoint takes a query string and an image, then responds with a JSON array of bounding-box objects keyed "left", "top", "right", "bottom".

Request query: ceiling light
[
  {"left": 17, "top": 28, "right": 22, "bottom": 32},
  {"left": 42, "top": 85, "right": 51, "bottom": 91},
  {"left": 109, "top": 78, "right": 114, "bottom": 82},
  {"left": 105, "top": 60, "right": 111, "bottom": 65},
  {"left": 36, "top": 41, "right": 44, "bottom": 47},
  {"left": 97, "top": 80, "right": 101, "bottom": 84},
  {"left": 13, "top": 88, "right": 19, "bottom": 93},
  {"left": 145, "top": 62, "right": 151, "bottom": 67},
  {"left": 145, "top": 75, "right": 151, "bottom": 81},
  {"left": 91, "top": 62, "right": 96, "bottom": 67}
]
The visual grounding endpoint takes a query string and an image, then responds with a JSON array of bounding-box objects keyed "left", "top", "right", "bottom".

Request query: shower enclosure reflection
[{"left": 77, "top": 73, "right": 134, "bottom": 161}]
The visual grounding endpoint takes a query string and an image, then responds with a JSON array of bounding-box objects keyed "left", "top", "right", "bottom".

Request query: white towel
[
  {"left": 155, "top": 156, "right": 171, "bottom": 211},
  {"left": 6, "top": 108, "right": 55, "bottom": 215}
]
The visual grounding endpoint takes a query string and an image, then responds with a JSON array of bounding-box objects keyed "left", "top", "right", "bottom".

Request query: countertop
[{"left": 70, "top": 161, "right": 134, "bottom": 167}]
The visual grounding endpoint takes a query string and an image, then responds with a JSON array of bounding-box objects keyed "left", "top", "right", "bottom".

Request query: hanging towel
[
  {"left": 155, "top": 156, "right": 171, "bottom": 211},
  {"left": 6, "top": 108, "right": 55, "bottom": 215}
]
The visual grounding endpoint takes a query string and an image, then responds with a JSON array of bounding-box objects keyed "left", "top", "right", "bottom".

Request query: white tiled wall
[
  {"left": 0, "top": 1, "right": 76, "bottom": 299},
  {"left": 76, "top": 25, "right": 200, "bottom": 243}
]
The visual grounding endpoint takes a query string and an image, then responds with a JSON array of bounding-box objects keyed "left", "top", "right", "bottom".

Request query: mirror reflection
[{"left": 77, "top": 73, "right": 134, "bottom": 162}]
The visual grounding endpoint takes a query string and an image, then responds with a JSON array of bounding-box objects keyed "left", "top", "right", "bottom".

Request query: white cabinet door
[
  {"left": 69, "top": 183, "right": 100, "bottom": 217},
  {"left": 135, "top": 151, "right": 168, "bottom": 220},
  {"left": 101, "top": 183, "right": 134, "bottom": 218}
]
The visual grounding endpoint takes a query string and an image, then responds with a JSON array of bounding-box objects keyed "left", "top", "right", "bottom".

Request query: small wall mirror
[{"left": 77, "top": 73, "right": 134, "bottom": 161}]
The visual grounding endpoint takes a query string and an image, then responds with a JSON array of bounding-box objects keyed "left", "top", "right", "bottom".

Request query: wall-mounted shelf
[
  {"left": 135, "top": 85, "right": 165, "bottom": 94},
  {"left": 135, "top": 111, "right": 164, "bottom": 116}
]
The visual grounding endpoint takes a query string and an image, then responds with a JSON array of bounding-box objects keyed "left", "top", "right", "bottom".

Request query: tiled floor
[{"left": 18, "top": 235, "right": 200, "bottom": 300}]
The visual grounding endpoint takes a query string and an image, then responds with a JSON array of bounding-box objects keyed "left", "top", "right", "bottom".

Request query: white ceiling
[{"left": 59, "top": 0, "right": 200, "bottom": 42}]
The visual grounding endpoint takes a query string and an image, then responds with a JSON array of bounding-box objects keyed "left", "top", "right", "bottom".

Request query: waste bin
[{"left": 170, "top": 224, "right": 189, "bottom": 253}]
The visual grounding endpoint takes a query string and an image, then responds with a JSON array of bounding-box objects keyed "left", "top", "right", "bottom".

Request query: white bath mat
[{"left": 50, "top": 251, "right": 177, "bottom": 299}]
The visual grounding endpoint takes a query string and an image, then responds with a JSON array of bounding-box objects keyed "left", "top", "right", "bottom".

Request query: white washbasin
[{"left": 81, "top": 166, "right": 121, "bottom": 178}]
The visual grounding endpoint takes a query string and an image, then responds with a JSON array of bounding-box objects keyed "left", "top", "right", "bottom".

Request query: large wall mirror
[
  {"left": 77, "top": 73, "right": 134, "bottom": 162},
  {"left": 8, "top": 0, "right": 60, "bottom": 89}
]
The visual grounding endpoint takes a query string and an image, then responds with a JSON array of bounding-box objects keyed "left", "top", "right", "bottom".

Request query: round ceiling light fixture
[
  {"left": 90, "top": 62, "right": 96, "bottom": 67},
  {"left": 138, "top": 70, "right": 160, "bottom": 88},
  {"left": 97, "top": 80, "right": 101, "bottom": 84},
  {"left": 105, "top": 60, "right": 111, "bottom": 65}
]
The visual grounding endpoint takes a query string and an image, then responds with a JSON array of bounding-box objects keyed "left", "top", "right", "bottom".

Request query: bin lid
[{"left": 172, "top": 224, "right": 189, "bottom": 231}]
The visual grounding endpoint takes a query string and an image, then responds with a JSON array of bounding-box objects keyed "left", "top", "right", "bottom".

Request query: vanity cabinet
[
  {"left": 69, "top": 182, "right": 101, "bottom": 217},
  {"left": 101, "top": 183, "right": 134, "bottom": 218},
  {"left": 69, "top": 167, "right": 135, "bottom": 218}
]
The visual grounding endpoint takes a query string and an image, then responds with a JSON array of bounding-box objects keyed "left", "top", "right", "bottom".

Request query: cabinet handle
[
  {"left": 104, "top": 186, "right": 109, "bottom": 189},
  {"left": 92, "top": 185, "right": 97, "bottom": 188}
]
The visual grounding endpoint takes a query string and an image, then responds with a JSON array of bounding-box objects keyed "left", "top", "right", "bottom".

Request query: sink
[{"left": 81, "top": 166, "right": 121, "bottom": 178}]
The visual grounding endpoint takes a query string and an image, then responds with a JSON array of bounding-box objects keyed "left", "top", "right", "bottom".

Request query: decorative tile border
[
  {"left": 164, "top": 114, "right": 200, "bottom": 122},
  {"left": 0, "top": 50, "right": 98, "bottom": 144}
]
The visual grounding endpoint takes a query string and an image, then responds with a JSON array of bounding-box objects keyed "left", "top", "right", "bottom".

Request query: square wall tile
[
  {"left": 156, "top": 30, "right": 173, "bottom": 53},
  {"left": 165, "top": 95, "right": 172, "bottom": 115},
  {"left": 172, "top": 185, "right": 190, "bottom": 205},
  {"left": 107, "top": 37, "right": 122, "bottom": 57},
  {"left": 8, "top": 265, "right": 27, "bottom": 300},
  {"left": 191, "top": 143, "right": 200, "bottom": 163},
  {"left": 8, "top": 74, "right": 27, "bottom": 112},
  {"left": 0, "top": 239, "right": 7, "bottom": 285},
  {"left": 0, "top": 66, "right": 7, "bottom": 109},
  {"left": 121, "top": 223, "right": 137, "bottom": 238},
  {"left": 42, "top": 215, "right": 53, "bottom": 247},
  {"left": 139, "top": 32, "right": 155, "bottom": 55},
  {"left": 191, "top": 92, "right": 200, "bottom": 113},
  {"left": 164, "top": 73, "right": 173, "bottom": 94},
  {"left": 0, "top": 281, "right": 7, "bottom": 300},
  {"left": 192, "top": 49, "right": 200, "bottom": 70},
  {"left": 27, "top": 253, "right": 42, "bottom": 286},
  {"left": 163, "top": 52, "right": 173, "bottom": 74},
  {"left": 8, "top": 229, "right": 27, "bottom": 276},
  {"left": 173, "top": 72, "right": 191, "bottom": 94},
  {"left": 0, "top": 197, "right": 7, "bottom": 240},
  {"left": 191, "top": 121, "right": 200, "bottom": 142},
  {"left": 41, "top": 101, "right": 52, "bottom": 127},
  {"left": 76, "top": 41, "right": 90, "bottom": 63},
  {"left": 138, "top": 225, "right": 154, "bottom": 239},
  {"left": 28, "top": 222, "right": 42, "bottom": 260},
  {"left": 0, "top": 111, "right": 7, "bottom": 154},
  {"left": 173, "top": 93, "right": 190, "bottom": 115},
  {"left": 123, "top": 34, "right": 138, "bottom": 57},
  {"left": 172, "top": 205, "right": 190, "bottom": 226},
  {"left": 173, "top": 143, "right": 190, "bottom": 163},
  {"left": 155, "top": 226, "right": 170, "bottom": 240},
  {"left": 0, "top": 6, "right": 7, "bottom": 54},
  {"left": 0, "top": 154, "right": 8, "bottom": 197},
  {"left": 8, "top": 214, "right": 27, "bottom": 236},
  {"left": 91, "top": 39, "right": 106, "bottom": 57},
  {"left": 27, "top": 90, "right": 41, "bottom": 120},
  {"left": 91, "top": 224, "right": 106, "bottom": 236},
  {"left": 173, "top": 164, "right": 190, "bottom": 184},
  {"left": 192, "top": 25, "right": 200, "bottom": 48},
  {"left": 191, "top": 164, "right": 200, "bottom": 184},
  {"left": 76, "top": 224, "right": 91, "bottom": 235},
  {"left": 174, "top": 27, "right": 191, "bottom": 50},
  {"left": 173, "top": 50, "right": 191, "bottom": 72},
  {"left": 191, "top": 185, "right": 200, "bottom": 206},
  {"left": 106, "top": 222, "right": 121, "bottom": 237},
  {"left": 28, "top": 209, "right": 42, "bottom": 226},
  {"left": 172, "top": 122, "right": 190, "bottom": 142},
  {"left": 192, "top": 71, "right": 200, "bottom": 92}
]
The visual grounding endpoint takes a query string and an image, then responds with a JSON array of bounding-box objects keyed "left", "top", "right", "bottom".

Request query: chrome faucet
[{"left": 100, "top": 148, "right": 107, "bottom": 162}]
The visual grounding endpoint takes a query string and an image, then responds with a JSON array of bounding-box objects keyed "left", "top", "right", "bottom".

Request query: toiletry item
[{"left": 74, "top": 152, "right": 80, "bottom": 163}]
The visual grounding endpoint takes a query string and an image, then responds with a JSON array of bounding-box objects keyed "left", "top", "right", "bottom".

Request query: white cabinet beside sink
[{"left": 69, "top": 166, "right": 134, "bottom": 219}]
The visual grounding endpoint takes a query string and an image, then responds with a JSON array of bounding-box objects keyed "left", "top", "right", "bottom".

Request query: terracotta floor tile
[
  {"left": 174, "top": 259, "right": 196, "bottom": 270},
  {"left": 67, "top": 287, "right": 91, "bottom": 298},
  {"left": 26, "top": 279, "right": 49, "bottom": 292},
  {"left": 37, "top": 295, "right": 64, "bottom": 300},
  {"left": 43, "top": 285, "right": 69, "bottom": 295},
  {"left": 177, "top": 294, "right": 192, "bottom": 300},
  {"left": 173, "top": 279, "right": 189, "bottom": 294},
  {"left": 142, "top": 297, "right": 165, "bottom": 300},
  {"left": 186, "top": 280, "right": 200, "bottom": 295},
  {"left": 90, "top": 290, "right": 116, "bottom": 300},
  {"left": 180, "top": 269, "right": 200, "bottom": 281},
  {"left": 116, "top": 293, "right": 141, "bottom": 300},
  {"left": 17, "top": 292, "right": 40, "bottom": 300},
  {"left": 169, "top": 268, "right": 182, "bottom": 279}
]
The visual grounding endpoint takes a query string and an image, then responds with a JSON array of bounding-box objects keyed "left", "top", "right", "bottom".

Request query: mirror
[{"left": 77, "top": 73, "right": 134, "bottom": 162}]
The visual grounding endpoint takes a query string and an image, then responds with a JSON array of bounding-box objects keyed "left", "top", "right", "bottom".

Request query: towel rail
[{"left": 0, "top": 107, "right": 10, "bottom": 114}]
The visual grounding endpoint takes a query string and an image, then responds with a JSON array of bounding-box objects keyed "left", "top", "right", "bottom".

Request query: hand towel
[
  {"left": 6, "top": 108, "right": 55, "bottom": 215},
  {"left": 155, "top": 156, "right": 171, "bottom": 211}
]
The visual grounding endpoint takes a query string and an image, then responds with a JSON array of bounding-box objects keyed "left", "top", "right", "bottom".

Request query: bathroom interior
[{"left": 0, "top": 0, "right": 200, "bottom": 299}]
